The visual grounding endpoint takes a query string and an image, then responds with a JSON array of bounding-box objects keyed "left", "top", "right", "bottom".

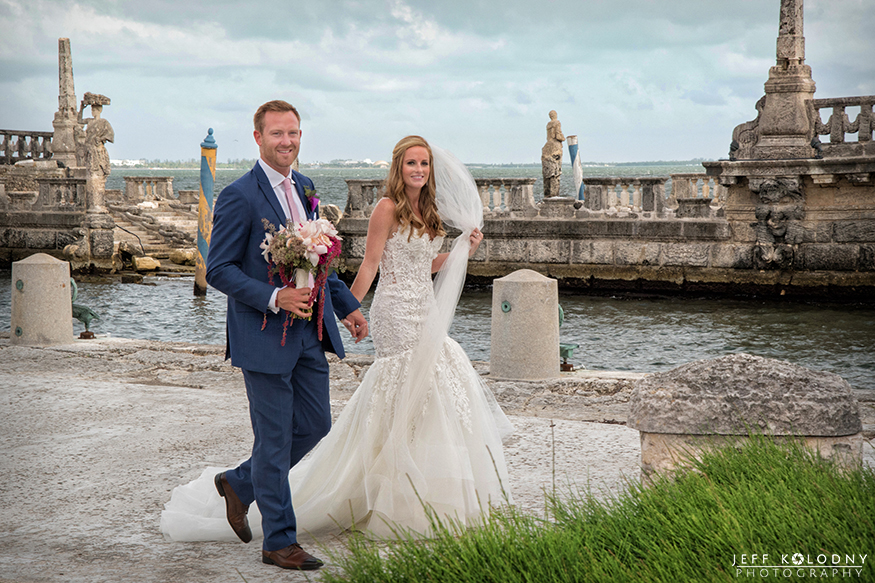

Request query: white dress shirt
[
  {"left": 258, "top": 158, "right": 308, "bottom": 223},
  {"left": 258, "top": 159, "right": 309, "bottom": 312}
]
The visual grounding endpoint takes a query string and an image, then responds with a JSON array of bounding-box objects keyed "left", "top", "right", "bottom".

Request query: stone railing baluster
[
  {"left": 0, "top": 130, "right": 54, "bottom": 165},
  {"left": 121, "top": 176, "right": 176, "bottom": 202},
  {"left": 811, "top": 96, "right": 875, "bottom": 156}
]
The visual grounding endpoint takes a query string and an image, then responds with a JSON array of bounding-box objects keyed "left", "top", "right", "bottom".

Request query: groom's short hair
[{"left": 254, "top": 100, "right": 301, "bottom": 133}]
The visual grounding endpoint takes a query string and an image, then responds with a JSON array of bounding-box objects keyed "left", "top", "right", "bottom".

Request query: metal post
[{"left": 195, "top": 128, "right": 217, "bottom": 296}]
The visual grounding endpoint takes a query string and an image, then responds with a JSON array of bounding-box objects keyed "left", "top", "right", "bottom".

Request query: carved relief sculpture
[
  {"left": 748, "top": 177, "right": 805, "bottom": 270},
  {"left": 541, "top": 110, "right": 565, "bottom": 198}
]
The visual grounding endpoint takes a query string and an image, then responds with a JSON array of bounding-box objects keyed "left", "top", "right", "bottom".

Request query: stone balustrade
[
  {"left": 1, "top": 130, "right": 54, "bottom": 165},
  {"left": 343, "top": 177, "right": 538, "bottom": 217},
  {"left": 811, "top": 96, "right": 875, "bottom": 157},
  {"left": 580, "top": 177, "right": 667, "bottom": 215},
  {"left": 668, "top": 173, "right": 727, "bottom": 204},
  {"left": 476, "top": 178, "right": 537, "bottom": 215},
  {"left": 342, "top": 179, "right": 383, "bottom": 218},
  {"left": 123, "top": 176, "right": 174, "bottom": 202}
]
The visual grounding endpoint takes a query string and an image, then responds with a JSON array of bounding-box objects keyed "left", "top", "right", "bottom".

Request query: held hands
[
  {"left": 276, "top": 285, "right": 313, "bottom": 319},
  {"left": 341, "top": 309, "right": 369, "bottom": 343},
  {"left": 468, "top": 228, "right": 484, "bottom": 257}
]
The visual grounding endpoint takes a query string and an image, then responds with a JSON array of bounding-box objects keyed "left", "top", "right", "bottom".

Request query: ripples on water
[{"left": 1, "top": 271, "right": 873, "bottom": 394}]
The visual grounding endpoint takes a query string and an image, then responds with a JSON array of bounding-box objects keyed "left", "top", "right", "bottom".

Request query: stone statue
[
  {"left": 541, "top": 110, "right": 565, "bottom": 198},
  {"left": 78, "top": 92, "right": 114, "bottom": 213}
]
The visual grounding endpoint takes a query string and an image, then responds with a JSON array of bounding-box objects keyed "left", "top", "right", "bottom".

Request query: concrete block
[
  {"left": 661, "top": 243, "right": 711, "bottom": 267},
  {"left": 615, "top": 242, "right": 660, "bottom": 266},
  {"left": 711, "top": 244, "right": 754, "bottom": 269},
  {"left": 629, "top": 353, "right": 863, "bottom": 476},
  {"left": 571, "top": 240, "right": 593, "bottom": 264},
  {"left": 833, "top": 221, "right": 875, "bottom": 243},
  {"left": 528, "top": 240, "right": 570, "bottom": 263},
  {"left": 489, "top": 239, "right": 527, "bottom": 262},
  {"left": 681, "top": 221, "right": 731, "bottom": 240},
  {"left": 25, "top": 230, "right": 57, "bottom": 250},
  {"left": 591, "top": 241, "right": 614, "bottom": 264},
  {"left": 799, "top": 244, "right": 859, "bottom": 271},
  {"left": 10, "top": 253, "right": 74, "bottom": 345},
  {"left": 860, "top": 244, "right": 875, "bottom": 271},
  {"left": 490, "top": 269, "right": 559, "bottom": 380},
  {"left": 638, "top": 221, "right": 682, "bottom": 239}
]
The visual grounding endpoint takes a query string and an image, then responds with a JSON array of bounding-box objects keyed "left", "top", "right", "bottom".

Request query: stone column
[
  {"left": 754, "top": 0, "right": 817, "bottom": 159},
  {"left": 51, "top": 38, "right": 80, "bottom": 168},
  {"left": 490, "top": 269, "right": 560, "bottom": 380},
  {"left": 124, "top": 177, "right": 143, "bottom": 202},
  {"left": 10, "top": 253, "right": 74, "bottom": 345}
]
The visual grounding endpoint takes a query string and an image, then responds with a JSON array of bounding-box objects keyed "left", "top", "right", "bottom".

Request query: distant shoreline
[{"left": 110, "top": 159, "right": 710, "bottom": 170}]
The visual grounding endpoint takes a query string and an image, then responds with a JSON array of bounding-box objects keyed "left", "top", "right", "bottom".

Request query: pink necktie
[
  {"left": 282, "top": 177, "right": 303, "bottom": 225},
  {"left": 282, "top": 176, "right": 314, "bottom": 289}
]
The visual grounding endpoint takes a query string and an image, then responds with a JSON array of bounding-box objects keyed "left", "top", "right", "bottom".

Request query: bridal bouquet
[{"left": 260, "top": 217, "right": 342, "bottom": 344}]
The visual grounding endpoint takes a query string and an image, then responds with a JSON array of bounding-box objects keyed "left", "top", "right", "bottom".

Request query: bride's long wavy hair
[{"left": 383, "top": 135, "right": 446, "bottom": 240}]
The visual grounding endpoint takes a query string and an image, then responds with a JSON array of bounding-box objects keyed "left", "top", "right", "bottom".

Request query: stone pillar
[
  {"left": 85, "top": 212, "right": 116, "bottom": 261},
  {"left": 505, "top": 179, "right": 537, "bottom": 214},
  {"left": 754, "top": 0, "right": 817, "bottom": 159},
  {"left": 10, "top": 253, "right": 74, "bottom": 345},
  {"left": 640, "top": 179, "right": 666, "bottom": 214},
  {"left": 490, "top": 269, "right": 560, "bottom": 380},
  {"left": 51, "top": 38, "right": 80, "bottom": 168},
  {"left": 124, "top": 177, "right": 144, "bottom": 202}
]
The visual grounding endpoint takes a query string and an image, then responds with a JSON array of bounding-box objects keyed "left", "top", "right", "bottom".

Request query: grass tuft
[{"left": 319, "top": 434, "right": 874, "bottom": 582}]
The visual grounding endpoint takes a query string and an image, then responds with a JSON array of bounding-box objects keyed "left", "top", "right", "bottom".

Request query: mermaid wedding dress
[{"left": 161, "top": 226, "right": 513, "bottom": 541}]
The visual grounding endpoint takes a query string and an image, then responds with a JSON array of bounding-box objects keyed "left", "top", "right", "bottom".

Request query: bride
[{"left": 161, "top": 135, "right": 513, "bottom": 541}]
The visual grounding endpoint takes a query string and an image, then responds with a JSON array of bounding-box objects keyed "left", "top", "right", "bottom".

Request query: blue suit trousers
[{"left": 225, "top": 318, "right": 331, "bottom": 551}]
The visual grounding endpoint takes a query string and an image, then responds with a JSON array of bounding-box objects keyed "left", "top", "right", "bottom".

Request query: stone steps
[{"left": 109, "top": 204, "right": 199, "bottom": 260}]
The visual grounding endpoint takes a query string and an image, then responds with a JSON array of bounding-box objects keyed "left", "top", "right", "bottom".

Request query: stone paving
[{"left": 0, "top": 336, "right": 871, "bottom": 583}]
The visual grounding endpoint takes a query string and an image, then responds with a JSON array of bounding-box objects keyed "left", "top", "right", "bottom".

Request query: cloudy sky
[{"left": 1, "top": 0, "right": 873, "bottom": 164}]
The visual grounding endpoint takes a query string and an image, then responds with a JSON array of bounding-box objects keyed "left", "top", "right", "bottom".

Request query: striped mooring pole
[
  {"left": 194, "top": 128, "right": 217, "bottom": 296},
  {"left": 567, "top": 135, "right": 584, "bottom": 201}
]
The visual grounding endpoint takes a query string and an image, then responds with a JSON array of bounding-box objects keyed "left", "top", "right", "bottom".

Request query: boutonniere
[{"left": 303, "top": 186, "right": 320, "bottom": 213}]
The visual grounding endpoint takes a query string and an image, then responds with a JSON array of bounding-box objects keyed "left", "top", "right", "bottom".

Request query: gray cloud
[{"left": 0, "top": 0, "right": 871, "bottom": 163}]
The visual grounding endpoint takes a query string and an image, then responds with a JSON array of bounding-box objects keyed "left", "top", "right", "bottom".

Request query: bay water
[{"left": 2, "top": 270, "right": 873, "bottom": 395}]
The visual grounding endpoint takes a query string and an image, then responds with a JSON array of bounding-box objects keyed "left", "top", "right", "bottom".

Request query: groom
[{"left": 206, "top": 100, "right": 367, "bottom": 570}]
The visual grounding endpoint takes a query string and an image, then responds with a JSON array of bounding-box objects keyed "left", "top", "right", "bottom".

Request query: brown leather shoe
[
  {"left": 262, "top": 544, "right": 324, "bottom": 570},
  {"left": 214, "top": 472, "right": 252, "bottom": 543}
]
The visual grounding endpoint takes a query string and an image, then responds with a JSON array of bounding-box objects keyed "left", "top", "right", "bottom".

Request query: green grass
[{"left": 320, "top": 435, "right": 874, "bottom": 582}]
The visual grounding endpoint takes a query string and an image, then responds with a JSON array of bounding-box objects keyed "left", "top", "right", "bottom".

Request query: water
[{"left": 2, "top": 271, "right": 873, "bottom": 395}]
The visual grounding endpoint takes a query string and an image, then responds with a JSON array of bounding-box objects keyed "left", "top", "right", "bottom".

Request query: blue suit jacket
[{"left": 206, "top": 163, "right": 360, "bottom": 374}]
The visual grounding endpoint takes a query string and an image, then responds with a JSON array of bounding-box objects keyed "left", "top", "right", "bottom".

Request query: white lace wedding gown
[{"left": 161, "top": 227, "right": 513, "bottom": 541}]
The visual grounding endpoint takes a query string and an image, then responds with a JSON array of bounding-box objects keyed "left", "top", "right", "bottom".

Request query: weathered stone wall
[
  {"left": 704, "top": 156, "right": 875, "bottom": 290},
  {"left": 0, "top": 162, "right": 89, "bottom": 266},
  {"left": 336, "top": 186, "right": 875, "bottom": 298}
]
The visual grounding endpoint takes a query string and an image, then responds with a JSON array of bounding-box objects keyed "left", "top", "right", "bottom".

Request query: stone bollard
[
  {"left": 628, "top": 353, "right": 863, "bottom": 480},
  {"left": 490, "top": 269, "right": 559, "bottom": 380},
  {"left": 10, "top": 253, "right": 74, "bottom": 345}
]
